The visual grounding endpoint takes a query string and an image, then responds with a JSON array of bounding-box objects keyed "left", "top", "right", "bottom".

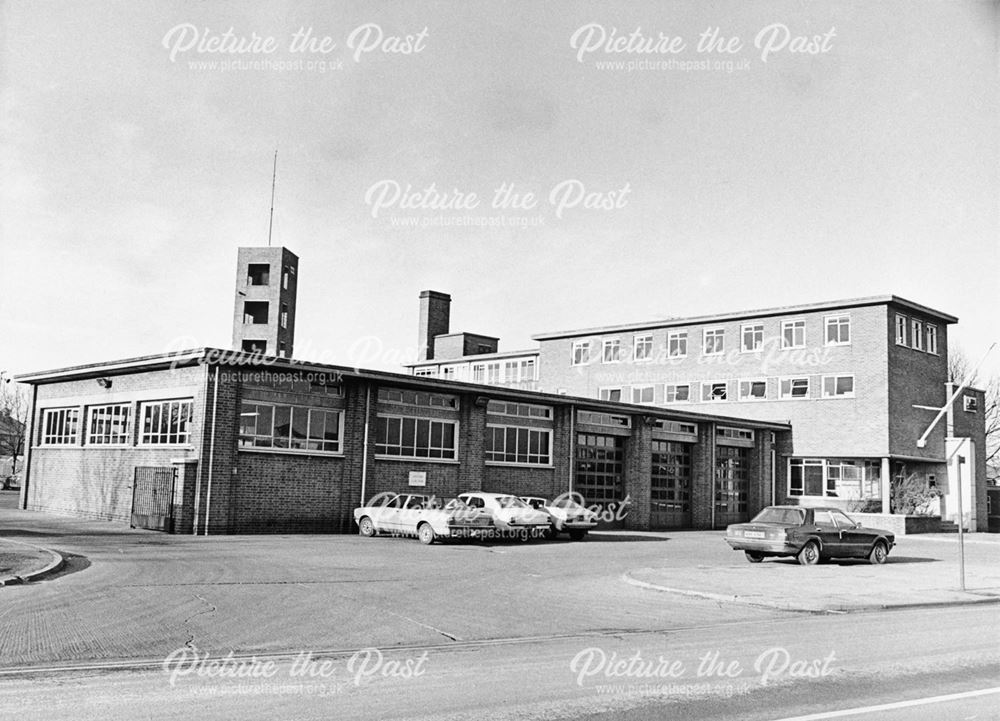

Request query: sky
[{"left": 2, "top": 0, "right": 998, "bottom": 381}]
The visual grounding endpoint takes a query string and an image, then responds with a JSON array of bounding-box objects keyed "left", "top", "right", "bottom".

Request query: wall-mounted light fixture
[
  {"left": 97, "top": 378, "right": 112, "bottom": 388},
  {"left": 474, "top": 396, "right": 490, "bottom": 408}
]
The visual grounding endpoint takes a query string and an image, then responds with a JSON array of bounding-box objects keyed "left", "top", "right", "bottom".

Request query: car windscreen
[
  {"left": 497, "top": 496, "right": 529, "bottom": 509},
  {"left": 750, "top": 507, "right": 805, "bottom": 525}
]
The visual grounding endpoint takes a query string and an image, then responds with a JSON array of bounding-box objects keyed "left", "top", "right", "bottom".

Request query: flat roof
[
  {"left": 403, "top": 347, "right": 539, "bottom": 367},
  {"left": 16, "top": 348, "right": 791, "bottom": 432},
  {"left": 532, "top": 295, "right": 958, "bottom": 341}
]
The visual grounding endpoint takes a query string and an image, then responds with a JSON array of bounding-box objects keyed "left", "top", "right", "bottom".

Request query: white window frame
[
  {"left": 485, "top": 425, "right": 552, "bottom": 466},
  {"left": 599, "top": 386, "right": 623, "bottom": 403},
  {"left": 701, "top": 380, "right": 728, "bottom": 402},
  {"left": 964, "top": 396, "right": 978, "bottom": 413},
  {"left": 633, "top": 334, "right": 653, "bottom": 362},
  {"left": 781, "top": 319, "right": 806, "bottom": 349},
  {"left": 703, "top": 328, "right": 725, "bottom": 356},
  {"left": 824, "top": 314, "right": 851, "bottom": 346},
  {"left": 40, "top": 407, "right": 80, "bottom": 446},
  {"left": 925, "top": 324, "right": 938, "bottom": 355},
  {"left": 738, "top": 379, "right": 767, "bottom": 401},
  {"left": 778, "top": 377, "right": 810, "bottom": 400},
  {"left": 667, "top": 330, "right": 687, "bottom": 358},
  {"left": 821, "top": 374, "right": 855, "bottom": 399},
  {"left": 572, "top": 341, "right": 591, "bottom": 366},
  {"left": 413, "top": 367, "right": 437, "bottom": 377},
  {"left": 87, "top": 403, "right": 132, "bottom": 446},
  {"left": 486, "top": 400, "right": 553, "bottom": 419},
  {"left": 239, "top": 402, "right": 344, "bottom": 455},
  {"left": 139, "top": 399, "right": 194, "bottom": 446},
  {"left": 631, "top": 385, "right": 655, "bottom": 405},
  {"left": 895, "top": 314, "right": 908, "bottom": 346},
  {"left": 664, "top": 383, "right": 691, "bottom": 404},
  {"left": 602, "top": 339, "right": 621, "bottom": 364},
  {"left": 741, "top": 324, "right": 764, "bottom": 353},
  {"left": 911, "top": 319, "right": 924, "bottom": 351},
  {"left": 374, "top": 414, "right": 459, "bottom": 461}
]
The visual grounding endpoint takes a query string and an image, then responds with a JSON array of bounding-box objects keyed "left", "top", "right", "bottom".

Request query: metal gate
[
  {"left": 650, "top": 440, "right": 693, "bottom": 529},
  {"left": 131, "top": 466, "right": 177, "bottom": 532}
]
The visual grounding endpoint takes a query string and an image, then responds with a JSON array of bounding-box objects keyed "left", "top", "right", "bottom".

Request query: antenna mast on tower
[{"left": 267, "top": 149, "right": 278, "bottom": 247}]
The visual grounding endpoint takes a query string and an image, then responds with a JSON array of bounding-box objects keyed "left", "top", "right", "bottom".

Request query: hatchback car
[{"left": 725, "top": 505, "right": 895, "bottom": 565}]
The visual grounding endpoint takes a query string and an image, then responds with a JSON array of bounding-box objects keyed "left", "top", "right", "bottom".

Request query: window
[
  {"left": 703, "top": 328, "right": 724, "bottom": 355},
  {"left": 789, "top": 459, "right": 880, "bottom": 498},
  {"left": 471, "top": 363, "right": 485, "bottom": 383},
  {"left": 280, "top": 303, "right": 288, "bottom": 329},
  {"left": 738, "top": 379, "right": 767, "bottom": 401},
  {"left": 240, "top": 402, "right": 342, "bottom": 453},
  {"left": 576, "top": 411, "right": 631, "bottom": 427},
  {"left": 665, "top": 383, "right": 690, "bottom": 403},
  {"left": 781, "top": 320, "right": 805, "bottom": 349},
  {"left": 964, "top": 396, "right": 979, "bottom": 412},
  {"left": 788, "top": 458, "right": 824, "bottom": 496},
  {"left": 654, "top": 420, "right": 697, "bottom": 435},
  {"left": 520, "top": 358, "right": 537, "bottom": 381},
  {"left": 486, "top": 400, "right": 552, "bottom": 419},
  {"left": 701, "top": 381, "right": 728, "bottom": 402},
  {"left": 603, "top": 340, "right": 621, "bottom": 363},
  {"left": 139, "top": 400, "right": 193, "bottom": 445},
  {"left": 925, "top": 324, "right": 938, "bottom": 355},
  {"left": 375, "top": 416, "right": 457, "bottom": 459},
  {"left": 243, "top": 301, "right": 269, "bottom": 325},
  {"left": 667, "top": 331, "right": 687, "bottom": 358},
  {"left": 634, "top": 334, "right": 653, "bottom": 361},
  {"left": 822, "top": 375, "right": 855, "bottom": 398},
  {"left": 911, "top": 319, "right": 923, "bottom": 351},
  {"left": 87, "top": 404, "right": 131, "bottom": 445},
  {"left": 282, "top": 265, "right": 291, "bottom": 289},
  {"left": 485, "top": 426, "right": 551, "bottom": 465},
  {"left": 413, "top": 367, "right": 437, "bottom": 377},
  {"left": 631, "top": 385, "right": 655, "bottom": 404},
  {"left": 485, "top": 362, "right": 502, "bottom": 384},
  {"left": 377, "top": 388, "right": 459, "bottom": 409},
  {"left": 895, "top": 314, "right": 907, "bottom": 346},
  {"left": 572, "top": 341, "right": 591, "bottom": 366},
  {"left": 825, "top": 315, "right": 850, "bottom": 346},
  {"left": 599, "top": 387, "right": 623, "bottom": 402},
  {"left": 441, "top": 367, "right": 457, "bottom": 380},
  {"left": 717, "top": 427, "right": 754, "bottom": 441},
  {"left": 247, "top": 263, "right": 270, "bottom": 286},
  {"left": 741, "top": 324, "right": 763, "bottom": 353},
  {"left": 779, "top": 377, "right": 809, "bottom": 399},
  {"left": 41, "top": 407, "right": 80, "bottom": 445}
]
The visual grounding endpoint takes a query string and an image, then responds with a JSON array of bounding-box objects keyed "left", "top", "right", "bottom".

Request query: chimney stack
[{"left": 418, "top": 291, "right": 451, "bottom": 361}]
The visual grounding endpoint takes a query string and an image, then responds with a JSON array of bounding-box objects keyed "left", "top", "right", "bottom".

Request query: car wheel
[
  {"left": 745, "top": 551, "right": 765, "bottom": 563},
  {"left": 358, "top": 517, "right": 376, "bottom": 537},
  {"left": 569, "top": 529, "right": 587, "bottom": 542},
  {"left": 797, "top": 541, "right": 820, "bottom": 566},
  {"left": 417, "top": 523, "right": 435, "bottom": 545},
  {"left": 868, "top": 540, "right": 888, "bottom": 565}
]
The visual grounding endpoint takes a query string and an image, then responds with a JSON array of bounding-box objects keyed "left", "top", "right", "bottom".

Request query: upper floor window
[
  {"left": 655, "top": 420, "right": 697, "bottom": 435},
  {"left": 925, "top": 324, "right": 938, "bottom": 355},
  {"left": 667, "top": 331, "right": 687, "bottom": 358},
  {"left": 739, "top": 379, "right": 767, "bottom": 401},
  {"left": 633, "top": 334, "right": 653, "bottom": 361},
  {"left": 911, "top": 319, "right": 924, "bottom": 351},
  {"left": 822, "top": 374, "right": 855, "bottom": 398},
  {"left": 964, "top": 396, "right": 978, "bottom": 412},
  {"left": 88, "top": 403, "right": 131, "bottom": 445},
  {"left": 413, "top": 367, "right": 437, "bottom": 377},
  {"left": 41, "top": 407, "right": 80, "bottom": 446},
  {"left": 702, "top": 381, "right": 728, "bottom": 402},
  {"left": 377, "top": 388, "right": 459, "bottom": 409},
  {"left": 741, "top": 324, "right": 763, "bottom": 353},
  {"left": 486, "top": 400, "right": 552, "bottom": 419},
  {"left": 825, "top": 314, "right": 850, "bottom": 346},
  {"left": 703, "top": 328, "right": 725, "bottom": 356},
  {"left": 599, "top": 387, "right": 623, "bottom": 402},
  {"left": 781, "top": 320, "right": 806, "bottom": 349},
  {"left": 140, "top": 399, "right": 193, "bottom": 445},
  {"left": 572, "top": 341, "right": 591, "bottom": 366},
  {"left": 577, "top": 411, "right": 631, "bottom": 427},
  {"left": 895, "top": 314, "right": 907, "bottom": 345},
  {"left": 603, "top": 339, "right": 621, "bottom": 363},
  {"left": 779, "top": 377, "right": 810, "bottom": 400},
  {"left": 247, "top": 263, "right": 270, "bottom": 286},
  {"left": 485, "top": 362, "right": 502, "bottom": 384},
  {"left": 664, "top": 383, "right": 690, "bottom": 403},
  {"left": 631, "top": 385, "right": 655, "bottom": 405}
]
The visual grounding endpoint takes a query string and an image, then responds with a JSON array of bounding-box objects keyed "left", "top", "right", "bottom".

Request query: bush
[
  {"left": 890, "top": 473, "right": 941, "bottom": 515},
  {"left": 847, "top": 498, "right": 883, "bottom": 513}
]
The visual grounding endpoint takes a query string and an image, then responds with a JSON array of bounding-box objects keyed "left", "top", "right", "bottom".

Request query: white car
[
  {"left": 457, "top": 492, "right": 551, "bottom": 537},
  {"left": 521, "top": 493, "right": 599, "bottom": 541},
  {"left": 353, "top": 493, "right": 492, "bottom": 545}
]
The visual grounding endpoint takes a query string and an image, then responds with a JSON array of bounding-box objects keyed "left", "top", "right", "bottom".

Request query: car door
[
  {"left": 831, "top": 509, "right": 871, "bottom": 557},
  {"left": 811, "top": 510, "right": 844, "bottom": 557},
  {"left": 377, "top": 494, "right": 404, "bottom": 532}
]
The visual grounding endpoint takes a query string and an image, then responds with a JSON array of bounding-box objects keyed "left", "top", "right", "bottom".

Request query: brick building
[
  {"left": 15, "top": 349, "right": 789, "bottom": 533},
  {"left": 408, "top": 294, "right": 989, "bottom": 530}
]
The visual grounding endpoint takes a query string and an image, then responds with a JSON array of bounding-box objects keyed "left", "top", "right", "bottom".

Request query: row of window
[
  {"left": 894, "top": 314, "right": 939, "bottom": 354},
  {"left": 572, "top": 314, "right": 854, "bottom": 365},
  {"left": 239, "top": 403, "right": 343, "bottom": 453},
  {"left": 788, "top": 458, "right": 882, "bottom": 499},
  {"left": 599, "top": 374, "right": 856, "bottom": 405},
  {"left": 412, "top": 358, "right": 538, "bottom": 384},
  {"left": 40, "top": 400, "right": 193, "bottom": 447}
]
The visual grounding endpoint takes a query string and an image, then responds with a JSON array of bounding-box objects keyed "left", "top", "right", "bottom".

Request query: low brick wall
[{"left": 852, "top": 513, "right": 941, "bottom": 535}]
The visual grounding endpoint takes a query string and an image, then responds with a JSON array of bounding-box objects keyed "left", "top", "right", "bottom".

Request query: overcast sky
[{"left": 2, "top": 0, "right": 998, "bottom": 380}]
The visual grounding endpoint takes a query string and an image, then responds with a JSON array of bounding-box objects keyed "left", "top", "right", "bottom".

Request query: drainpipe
[
  {"left": 203, "top": 365, "right": 219, "bottom": 536},
  {"left": 709, "top": 422, "right": 717, "bottom": 530},
  {"left": 568, "top": 405, "right": 575, "bottom": 493},
  {"left": 19, "top": 383, "right": 38, "bottom": 510},
  {"left": 360, "top": 386, "right": 371, "bottom": 505}
]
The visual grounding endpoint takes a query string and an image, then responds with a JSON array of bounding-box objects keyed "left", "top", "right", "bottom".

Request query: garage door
[{"left": 650, "top": 440, "right": 692, "bottom": 529}]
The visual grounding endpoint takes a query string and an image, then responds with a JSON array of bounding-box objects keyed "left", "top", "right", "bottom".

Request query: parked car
[
  {"left": 520, "top": 494, "right": 598, "bottom": 541},
  {"left": 457, "top": 492, "right": 551, "bottom": 537},
  {"left": 725, "top": 505, "right": 895, "bottom": 565},
  {"left": 353, "top": 493, "right": 493, "bottom": 545}
]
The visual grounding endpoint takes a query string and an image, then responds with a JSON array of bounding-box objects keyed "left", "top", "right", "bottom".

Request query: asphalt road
[{"left": 1, "top": 492, "right": 998, "bottom": 719}]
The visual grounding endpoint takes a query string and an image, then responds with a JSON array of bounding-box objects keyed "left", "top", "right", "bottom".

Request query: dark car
[{"left": 725, "top": 506, "right": 895, "bottom": 565}]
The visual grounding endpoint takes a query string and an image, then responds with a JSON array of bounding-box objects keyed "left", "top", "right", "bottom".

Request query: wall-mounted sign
[{"left": 408, "top": 471, "right": 427, "bottom": 487}]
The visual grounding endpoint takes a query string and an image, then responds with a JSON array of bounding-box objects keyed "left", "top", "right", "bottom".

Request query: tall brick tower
[{"left": 232, "top": 247, "right": 298, "bottom": 358}]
